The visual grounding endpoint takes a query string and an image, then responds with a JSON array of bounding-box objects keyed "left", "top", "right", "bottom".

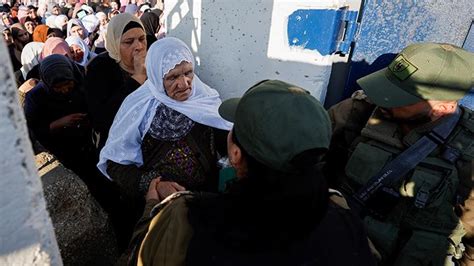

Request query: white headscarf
[
  {"left": 81, "top": 14, "right": 99, "bottom": 33},
  {"left": 97, "top": 37, "right": 232, "bottom": 179},
  {"left": 96, "top": 11, "right": 107, "bottom": 21},
  {"left": 67, "top": 18, "right": 89, "bottom": 38},
  {"left": 105, "top": 13, "right": 143, "bottom": 62},
  {"left": 65, "top": 36, "right": 96, "bottom": 66},
  {"left": 55, "top": 14, "right": 68, "bottom": 29},
  {"left": 20, "top": 42, "right": 44, "bottom": 79},
  {"left": 45, "top": 15, "right": 58, "bottom": 28}
]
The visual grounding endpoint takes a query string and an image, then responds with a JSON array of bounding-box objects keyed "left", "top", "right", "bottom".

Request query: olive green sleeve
[
  {"left": 325, "top": 97, "right": 374, "bottom": 188},
  {"left": 138, "top": 197, "right": 193, "bottom": 266}
]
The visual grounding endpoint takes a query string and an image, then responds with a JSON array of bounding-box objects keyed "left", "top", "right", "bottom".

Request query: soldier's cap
[
  {"left": 219, "top": 80, "right": 331, "bottom": 172},
  {"left": 357, "top": 43, "right": 474, "bottom": 108}
]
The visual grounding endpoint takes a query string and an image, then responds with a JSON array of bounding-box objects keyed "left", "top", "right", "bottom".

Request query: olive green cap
[
  {"left": 357, "top": 43, "right": 474, "bottom": 108},
  {"left": 219, "top": 80, "right": 331, "bottom": 172}
]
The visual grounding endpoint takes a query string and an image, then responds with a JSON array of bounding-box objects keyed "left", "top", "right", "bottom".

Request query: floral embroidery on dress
[{"left": 148, "top": 104, "right": 195, "bottom": 141}]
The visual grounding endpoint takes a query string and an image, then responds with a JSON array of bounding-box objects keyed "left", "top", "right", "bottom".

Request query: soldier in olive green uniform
[{"left": 327, "top": 43, "right": 474, "bottom": 265}]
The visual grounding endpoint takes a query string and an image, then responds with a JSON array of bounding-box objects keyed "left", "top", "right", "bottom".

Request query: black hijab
[
  {"left": 39, "top": 54, "right": 83, "bottom": 90},
  {"left": 140, "top": 11, "right": 160, "bottom": 36}
]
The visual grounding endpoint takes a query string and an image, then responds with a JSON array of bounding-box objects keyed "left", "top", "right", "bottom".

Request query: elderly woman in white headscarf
[
  {"left": 97, "top": 37, "right": 231, "bottom": 216},
  {"left": 65, "top": 36, "right": 96, "bottom": 66}
]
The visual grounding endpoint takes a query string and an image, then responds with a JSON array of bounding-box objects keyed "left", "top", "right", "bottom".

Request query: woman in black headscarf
[
  {"left": 24, "top": 54, "right": 93, "bottom": 177},
  {"left": 139, "top": 10, "right": 161, "bottom": 49},
  {"left": 85, "top": 13, "right": 148, "bottom": 153}
]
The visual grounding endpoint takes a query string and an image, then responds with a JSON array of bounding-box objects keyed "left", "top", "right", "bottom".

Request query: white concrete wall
[
  {"left": 0, "top": 40, "right": 62, "bottom": 265},
  {"left": 164, "top": 0, "right": 360, "bottom": 101}
]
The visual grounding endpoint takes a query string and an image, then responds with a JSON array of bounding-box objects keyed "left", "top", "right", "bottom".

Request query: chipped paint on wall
[{"left": 352, "top": 0, "right": 474, "bottom": 64}]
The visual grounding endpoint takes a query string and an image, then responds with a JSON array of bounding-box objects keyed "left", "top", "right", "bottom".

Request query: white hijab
[
  {"left": 20, "top": 42, "right": 44, "bottom": 79},
  {"left": 67, "top": 18, "right": 90, "bottom": 45},
  {"left": 105, "top": 13, "right": 143, "bottom": 62},
  {"left": 81, "top": 14, "right": 99, "bottom": 33},
  {"left": 45, "top": 15, "right": 58, "bottom": 28},
  {"left": 65, "top": 36, "right": 96, "bottom": 66},
  {"left": 55, "top": 14, "right": 68, "bottom": 29},
  {"left": 97, "top": 37, "right": 232, "bottom": 179}
]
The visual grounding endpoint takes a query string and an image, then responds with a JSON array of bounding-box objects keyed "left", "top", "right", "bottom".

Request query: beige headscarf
[{"left": 105, "top": 13, "right": 144, "bottom": 63}]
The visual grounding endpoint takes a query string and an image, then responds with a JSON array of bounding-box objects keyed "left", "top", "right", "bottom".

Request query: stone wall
[
  {"left": 35, "top": 146, "right": 119, "bottom": 265},
  {"left": 0, "top": 38, "right": 61, "bottom": 265}
]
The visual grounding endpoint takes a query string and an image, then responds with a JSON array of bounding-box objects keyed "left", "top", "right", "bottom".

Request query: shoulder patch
[{"left": 388, "top": 54, "right": 418, "bottom": 81}]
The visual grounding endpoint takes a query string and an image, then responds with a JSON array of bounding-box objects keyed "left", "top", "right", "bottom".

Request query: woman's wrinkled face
[
  {"left": 119, "top": 27, "right": 146, "bottom": 69},
  {"left": 70, "top": 25, "right": 84, "bottom": 39},
  {"left": 163, "top": 61, "right": 194, "bottom": 101},
  {"left": 24, "top": 21, "right": 35, "bottom": 33},
  {"left": 70, "top": 44, "right": 84, "bottom": 62}
]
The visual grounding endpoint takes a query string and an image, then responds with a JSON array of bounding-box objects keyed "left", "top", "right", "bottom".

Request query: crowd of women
[
  {"left": 6, "top": 1, "right": 376, "bottom": 265},
  {"left": 4, "top": 0, "right": 194, "bottom": 250}
]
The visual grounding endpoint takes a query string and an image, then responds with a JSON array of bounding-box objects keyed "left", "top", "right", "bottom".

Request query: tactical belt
[{"left": 350, "top": 108, "right": 462, "bottom": 214}]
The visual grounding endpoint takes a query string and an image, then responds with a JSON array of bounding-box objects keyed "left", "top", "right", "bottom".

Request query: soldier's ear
[
  {"left": 430, "top": 101, "right": 457, "bottom": 118},
  {"left": 227, "top": 130, "right": 248, "bottom": 179}
]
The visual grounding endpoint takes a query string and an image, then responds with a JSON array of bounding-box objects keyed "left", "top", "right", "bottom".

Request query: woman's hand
[
  {"left": 146, "top": 178, "right": 161, "bottom": 201},
  {"left": 49, "top": 113, "right": 87, "bottom": 131},
  {"left": 131, "top": 49, "right": 147, "bottom": 84},
  {"left": 145, "top": 177, "right": 186, "bottom": 201}
]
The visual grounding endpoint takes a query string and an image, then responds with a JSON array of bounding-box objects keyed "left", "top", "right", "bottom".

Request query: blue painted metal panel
[
  {"left": 288, "top": 9, "right": 342, "bottom": 55},
  {"left": 338, "top": 10, "right": 359, "bottom": 53},
  {"left": 342, "top": 0, "right": 474, "bottom": 102},
  {"left": 287, "top": 9, "right": 359, "bottom": 55}
]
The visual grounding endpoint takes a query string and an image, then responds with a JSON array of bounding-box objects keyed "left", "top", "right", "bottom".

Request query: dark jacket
[
  {"left": 128, "top": 191, "right": 376, "bottom": 266},
  {"left": 85, "top": 52, "right": 141, "bottom": 151},
  {"left": 24, "top": 55, "right": 92, "bottom": 171}
]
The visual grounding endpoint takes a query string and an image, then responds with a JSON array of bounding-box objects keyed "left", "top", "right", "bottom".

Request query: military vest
[{"left": 344, "top": 106, "right": 474, "bottom": 266}]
